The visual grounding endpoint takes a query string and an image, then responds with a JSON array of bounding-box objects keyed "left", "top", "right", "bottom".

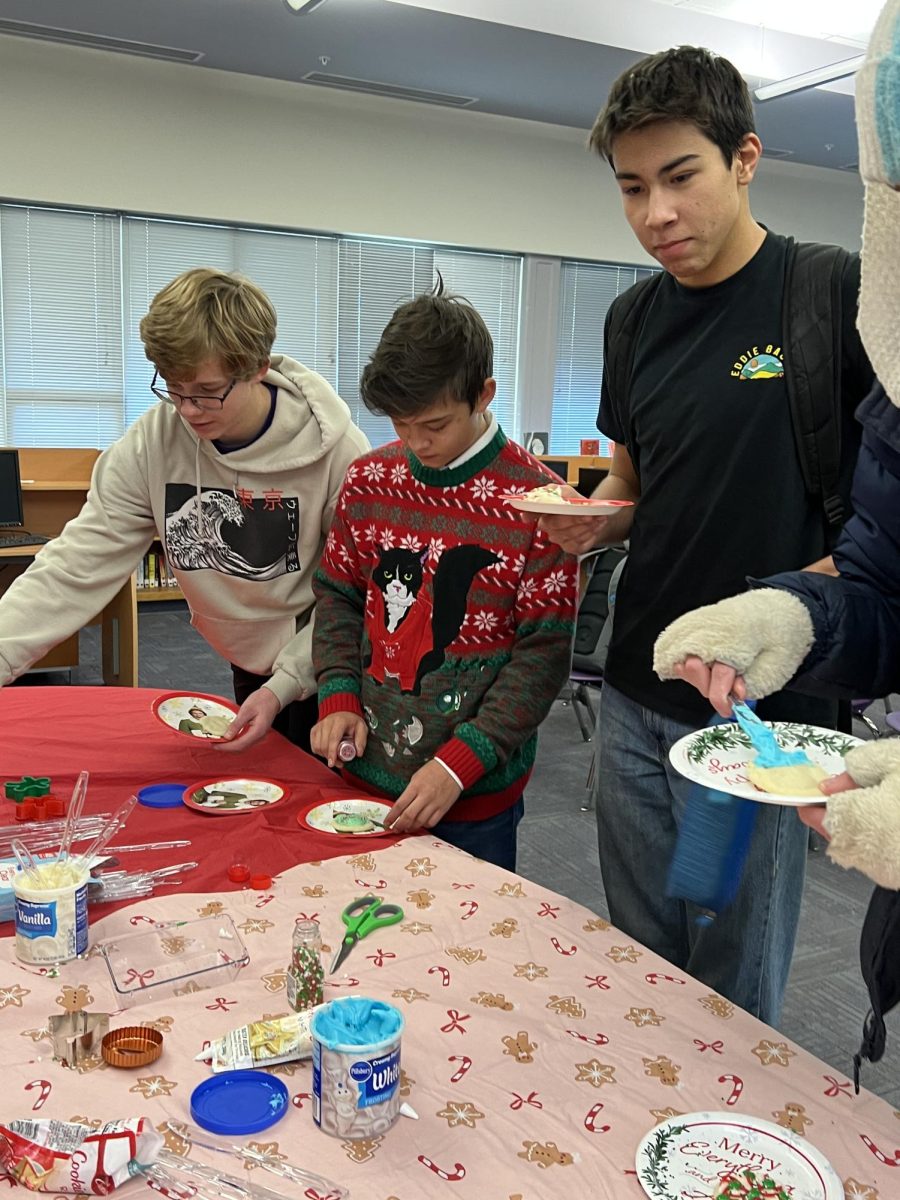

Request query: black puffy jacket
[{"left": 765, "top": 381, "right": 900, "bottom": 698}]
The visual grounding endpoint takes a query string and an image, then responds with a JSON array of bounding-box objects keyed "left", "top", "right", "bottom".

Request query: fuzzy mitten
[
  {"left": 653, "top": 588, "right": 815, "bottom": 698},
  {"left": 825, "top": 740, "right": 900, "bottom": 890}
]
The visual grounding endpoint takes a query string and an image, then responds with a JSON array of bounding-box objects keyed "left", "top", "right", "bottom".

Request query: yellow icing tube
[{"left": 195, "top": 1009, "right": 325, "bottom": 1073}]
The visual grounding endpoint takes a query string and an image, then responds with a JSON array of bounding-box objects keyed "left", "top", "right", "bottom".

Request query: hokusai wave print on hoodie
[{"left": 164, "top": 484, "right": 301, "bottom": 580}]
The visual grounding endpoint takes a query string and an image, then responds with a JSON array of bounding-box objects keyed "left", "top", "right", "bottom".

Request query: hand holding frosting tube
[{"left": 653, "top": 588, "right": 815, "bottom": 717}]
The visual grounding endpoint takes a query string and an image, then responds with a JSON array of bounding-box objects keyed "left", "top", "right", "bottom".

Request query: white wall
[{"left": 1, "top": 35, "right": 864, "bottom": 259}]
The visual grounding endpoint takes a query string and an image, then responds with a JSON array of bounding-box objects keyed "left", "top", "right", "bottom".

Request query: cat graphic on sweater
[{"left": 365, "top": 544, "right": 499, "bottom": 694}]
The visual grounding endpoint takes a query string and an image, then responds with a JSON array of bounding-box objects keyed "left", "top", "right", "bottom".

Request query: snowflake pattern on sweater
[{"left": 313, "top": 428, "right": 578, "bottom": 822}]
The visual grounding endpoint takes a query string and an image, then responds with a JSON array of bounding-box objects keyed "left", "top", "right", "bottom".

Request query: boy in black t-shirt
[{"left": 541, "top": 47, "right": 872, "bottom": 1024}]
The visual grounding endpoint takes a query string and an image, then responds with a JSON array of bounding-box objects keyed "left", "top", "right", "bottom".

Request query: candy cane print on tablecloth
[
  {"left": 25, "top": 1080, "right": 51, "bottom": 1111},
  {"left": 645, "top": 972, "right": 687, "bottom": 985},
  {"left": 860, "top": 1135, "right": 900, "bottom": 1166},
  {"left": 584, "top": 1102, "right": 610, "bottom": 1133},
  {"left": 566, "top": 1029, "right": 609, "bottom": 1046},
  {"left": 719, "top": 1074, "right": 744, "bottom": 1105},
  {"left": 448, "top": 1055, "right": 472, "bottom": 1082},
  {"left": 550, "top": 937, "right": 577, "bottom": 955},
  {"left": 428, "top": 965, "right": 451, "bottom": 987},
  {"left": 418, "top": 1156, "right": 466, "bottom": 1181}
]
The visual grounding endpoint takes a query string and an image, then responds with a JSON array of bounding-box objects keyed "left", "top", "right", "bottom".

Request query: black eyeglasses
[{"left": 151, "top": 369, "right": 238, "bottom": 411}]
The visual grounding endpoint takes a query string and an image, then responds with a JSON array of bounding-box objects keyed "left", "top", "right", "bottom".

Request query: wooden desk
[{"left": 2, "top": 447, "right": 138, "bottom": 685}]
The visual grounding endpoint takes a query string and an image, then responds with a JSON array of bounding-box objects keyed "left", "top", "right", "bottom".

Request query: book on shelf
[{"left": 138, "top": 547, "right": 179, "bottom": 591}]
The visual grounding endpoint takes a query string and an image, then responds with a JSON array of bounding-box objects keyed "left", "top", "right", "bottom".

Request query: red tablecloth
[{"left": 0, "top": 686, "right": 405, "bottom": 913}]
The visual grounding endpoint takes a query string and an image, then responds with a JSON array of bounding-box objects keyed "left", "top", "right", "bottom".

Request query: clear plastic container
[{"left": 97, "top": 915, "right": 249, "bottom": 1008}]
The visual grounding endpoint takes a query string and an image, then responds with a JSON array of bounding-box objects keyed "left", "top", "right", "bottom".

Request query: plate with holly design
[
  {"left": 635, "top": 1111, "right": 843, "bottom": 1199},
  {"left": 668, "top": 722, "right": 860, "bottom": 806}
]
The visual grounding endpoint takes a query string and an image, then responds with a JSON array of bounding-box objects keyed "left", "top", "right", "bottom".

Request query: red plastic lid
[
  {"left": 227, "top": 863, "right": 251, "bottom": 883},
  {"left": 250, "top": 873, "right": 273, "bottom": 890}
]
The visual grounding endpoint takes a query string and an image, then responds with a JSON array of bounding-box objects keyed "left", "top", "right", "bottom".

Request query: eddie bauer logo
[{"left": 731, "top": 344, "right": 784, "bottom": 380}]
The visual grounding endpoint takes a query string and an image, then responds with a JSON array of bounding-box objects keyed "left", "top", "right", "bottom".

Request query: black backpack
[{"left": 604, "top": 238, "right": 861, "bottom": 544}]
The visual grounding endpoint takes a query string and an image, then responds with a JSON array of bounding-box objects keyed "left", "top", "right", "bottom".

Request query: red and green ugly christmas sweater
[{"left": 312, "top": 427, "right": 578, "bottom": 821}]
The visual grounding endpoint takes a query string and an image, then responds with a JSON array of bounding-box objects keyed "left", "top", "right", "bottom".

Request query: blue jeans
[
  {"left": 432, "top": 798, "right": 525, "bottom": 873},
  {"left": 595, "top": 685, "right": 807, "bottom": 1025}
]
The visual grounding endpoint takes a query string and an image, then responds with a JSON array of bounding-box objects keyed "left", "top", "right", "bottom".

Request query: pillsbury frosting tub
[
  {"left": 13, "top": 862, "right": 89, "bottom": 964},
  {"left": 311, "top": 997, "right": 404, "bottom": 1139}
]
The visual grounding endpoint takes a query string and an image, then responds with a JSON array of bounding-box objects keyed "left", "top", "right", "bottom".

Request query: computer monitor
[
  {"left": 0, "top": 450, "right": 25, "bottom": 528},
  {"left": 540, "top": 458, "right": 569, "bottom": 481},
  {"left": 575, "top": 466, "right": 609, "bottom": 498}
]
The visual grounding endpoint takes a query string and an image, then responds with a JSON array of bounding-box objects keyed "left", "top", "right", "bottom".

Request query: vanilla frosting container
[
  {"left": 196, "top": 1010, "right": 323, "bottom": 1073},
  {"left": 311, "top": 997, "right": 404, "bottom": 1139},
  {"left": 13, "top": 863, "right": 89, "bottom": 964}
]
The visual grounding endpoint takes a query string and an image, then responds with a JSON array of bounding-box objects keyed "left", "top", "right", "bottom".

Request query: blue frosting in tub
[{"left": 312, "top": 997, "right": 403, "bottom": 1048}]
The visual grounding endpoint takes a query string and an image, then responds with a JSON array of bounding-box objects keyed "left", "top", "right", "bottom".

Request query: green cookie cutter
[{"left": 4, "top": 775, "right": 52, "bottom": 801}]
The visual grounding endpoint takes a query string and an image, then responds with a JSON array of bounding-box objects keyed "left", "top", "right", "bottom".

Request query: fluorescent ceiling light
[
  {"left": 283, "top": 0, "right": 329, "bottom": 13},
  {"left": 754, "top": 53, "right": 866, "bottom": 101},
  {"left": 668, "top": 0, "right": 883, "bottom": 47}
]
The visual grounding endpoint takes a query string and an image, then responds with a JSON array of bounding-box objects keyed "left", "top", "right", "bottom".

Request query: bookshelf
[
  {"left": 136, "top": 538, "right": 184, "bottom": 603},
  {"left": 11, "top": 448, "right": 138, "bottom": 685}
]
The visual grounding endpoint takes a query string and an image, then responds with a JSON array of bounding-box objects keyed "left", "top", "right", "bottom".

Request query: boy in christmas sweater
[{"left": 311, "top": 282, "right": 578, "bottom": 870}]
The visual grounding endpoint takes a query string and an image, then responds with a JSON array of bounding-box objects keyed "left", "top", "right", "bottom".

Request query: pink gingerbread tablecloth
[{"left": 2, "top": 836, "right": 897, "bottom": 1200}]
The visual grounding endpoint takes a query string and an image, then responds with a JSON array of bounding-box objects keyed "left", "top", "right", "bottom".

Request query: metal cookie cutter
[{"left": 48, "top": 1011, "right": 110, "bottom": 1068}]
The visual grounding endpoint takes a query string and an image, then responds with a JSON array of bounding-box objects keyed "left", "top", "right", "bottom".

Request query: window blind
[
  {"left": 336, "top": 239, "right": 522, "bottom": 448},
  {"left": 122, "top": 217, "right": 338, "bottom": 427},
  {"left": 336, "top": 239, "right": 436, "bottom": 449},
  {"left": 0, "top": 205, "right": 123, "bottom": 448},
  {"left": 434, "top": 248, "right": 521, "bottom": 440},
  {"left": 551, "top": 260, "right": 657, "bottom": 455}
]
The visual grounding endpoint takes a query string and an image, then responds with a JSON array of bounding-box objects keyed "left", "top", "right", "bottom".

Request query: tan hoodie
[{"left": 0, "top": 355, "right": 369, "bottom": 706}]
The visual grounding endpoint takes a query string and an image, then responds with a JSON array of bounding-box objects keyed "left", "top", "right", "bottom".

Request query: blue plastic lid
[
  {"left": 190, "top": 1070, "right": 289, "bottom": 1135},
  {"left": 138, "top": 783, "right": 187, "bottom": 810}
]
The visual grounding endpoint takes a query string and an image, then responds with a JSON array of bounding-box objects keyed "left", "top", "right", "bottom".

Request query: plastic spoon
[
  {"left": 74, "top": 794, "right": 138, "bottom": 871},
  {"left": 11, "top": 838, "right": 42, "bottom": 887},
  {"left": 57, "top": 770, "right": 89, "bottom": 866}
]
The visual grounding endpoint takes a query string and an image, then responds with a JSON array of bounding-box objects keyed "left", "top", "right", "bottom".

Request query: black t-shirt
[{"left": 599, "top": 231, "right": 855, "bottom": 725}]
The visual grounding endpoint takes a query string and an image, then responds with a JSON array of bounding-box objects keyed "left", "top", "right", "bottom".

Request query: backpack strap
[
  {"left": 782, "top": 237, "right": 851, "bottom": 542},
  {"left": 602, "top": 272, "right": 665, "bottom": 439}
]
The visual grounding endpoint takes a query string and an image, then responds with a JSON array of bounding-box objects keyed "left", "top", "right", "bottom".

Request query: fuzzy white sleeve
[
  {"left": 824, "top": 741, "right": 900, "bottom": 891},
  {"left": 653, "top": 588, "right": 815, "bottom": 698}
]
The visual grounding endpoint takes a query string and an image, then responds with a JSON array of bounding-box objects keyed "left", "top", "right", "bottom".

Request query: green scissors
[{"left": 330, "top": 895, "right": 404, "bottom": 973}]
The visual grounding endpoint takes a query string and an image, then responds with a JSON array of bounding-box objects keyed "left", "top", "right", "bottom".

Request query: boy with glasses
[{"left": 0, "top": 267, "right": 368, "bottom": 752}]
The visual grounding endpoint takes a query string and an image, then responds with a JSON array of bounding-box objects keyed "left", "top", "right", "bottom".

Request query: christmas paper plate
[
  {"left": 501, "top": 490, "right": 634, "bottom": 517},
  {"left": 668, "top": 722, "right": 860, "bottom": 807},
  {"left": 184, "top": 777, "right": 287, "bottom": 815},
  {"left": 152, "top": 692, "right": 239, "bottom": 741},
  {"left": 301, "top": 799, "right": 393, "bottom": 837},
  {"left": 635, "top": 1111, "right": 843, "bottom": 1200}
]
